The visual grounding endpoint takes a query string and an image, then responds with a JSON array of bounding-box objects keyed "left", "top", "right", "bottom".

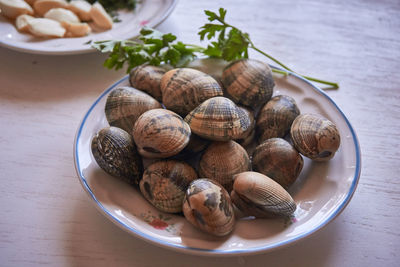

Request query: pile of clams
[{"left": 91, "top": 58, "right": 341, "bottom": 237}]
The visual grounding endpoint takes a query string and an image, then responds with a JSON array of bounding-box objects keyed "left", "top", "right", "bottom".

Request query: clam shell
[
  {"left": 139, "top": 160, "right": 198, "bottom": 213},
  {"left": 129, "top": 65, "right": 166, "bottom": 101},
  {"left": 160, "top": 68, "right": 223, "bottom": 116},
  {"left": 256, "top": 95, "right": 300, "bottom": 143},
  {"left": 182, "top": 178, "right": 235, "bottom": 236},
  {"left": 252, "top": 138, "right": 303, "bottom": 188},
  {"left": 91, "top": 126, "right": 143, "bottom": 186},
  {"left": 105, "top": 86, "right": 161, "bottom": 133},
  {"left": 133, "top": 108, "right": 191, "bottom": 158},
  {"left": 233, "top": 106, "right": 256, "bottom": 146},
  {"left": 290, "top": 114, "right": 341, "bottom": 161},
  {"left": 199, "top": 140, "right": 251, "bottom": 192},
  {"left": 184, "top": 97, "right": 251, "bottom": 141},
  {"left": 231, "top": 172, "right": 296, "bottom": 218},
  {"left": 222, "top": 59, "right": 274, "bottom": 107}
]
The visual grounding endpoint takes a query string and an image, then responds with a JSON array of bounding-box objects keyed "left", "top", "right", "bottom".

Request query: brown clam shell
[
  {"left": 231, "top": 171, "right": 296, "bottom": 218},
  {"left": 129, "top": 65, "right": 166, "bottom": 101},
  {"left": 252, "top": 138, "right": 303, "bottom": 188},
  {"left": 91, "top": 127, "right": 143, "bottom": 186},
  {"left": 139, "top": 160, "right": 198, "bottom": 213},
  {"left": 105, "top": 86, "right": 161, "bottom": 133},
  {"left": 199, "top": 140, "right": 251, "bottom": 192},
  {"left": 184, "top": 97, "right": 251, "bottom": 141},
  {"left": 133, "top": 109, "right": 191, "bottom": 158},
  {"left": 182, "top": 178, "right": 235, "bottom": 236},
  {"left": 290, "top": 114, "right": 341, "bottom": 161},
  {"left": 256, "top": 95, "right": 300, "bottom": 143},
  {"left": 234, "top": 106, "right": 256, "bottom": 147},
  {"left": 160, "top": 68, "right": 223, "bottom": 116},
  {"left": 222, "top": 59, "right": 274, "bottom": 108}
]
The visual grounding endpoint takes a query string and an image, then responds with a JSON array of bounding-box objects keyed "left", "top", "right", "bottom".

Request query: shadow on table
[
  {"left": 0, "top": 46, "right": 125, "bottom": 102},
  {"left": 65, "top": 193, "right": 341, "bottom": 267}
]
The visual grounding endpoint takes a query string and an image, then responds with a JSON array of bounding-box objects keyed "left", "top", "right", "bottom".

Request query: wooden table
[{"left": 1, "top": 0, "right": 399, "bottom": 266}]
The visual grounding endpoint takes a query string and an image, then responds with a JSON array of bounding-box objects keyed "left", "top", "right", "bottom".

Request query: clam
[
  {"left": 290, "top": 114, "right": 340, "bottom": 161},
  {"left": 91, "top": 126, "right": 143, "bottom": 186},
  {"left": 199, "top": 140, "right": 251, "bottom": 192},
  {"left": 182, "top": 179, "right": 235, "bottom": 236},
  {"left": 129, "top": 65, "right": 166, "bottom": 101},
  {"left": 221, "top": 59, "right": 274, "bottom": 108},
  {"left": 256, "top": 95, "right": 300, "bottom": 143},
  {"left": 133, "top": 108, "right": 191, "bottom": 158},
  {"left": 105, "top": 86, "right": 161, "bottom": 134},
  {"left": 184, "top": 97, "right": 251, "bottom": 141},
  {"left": 234, "top": 106, "right": 256, "bottom": 147},
  {"left": 231, "top": 172, "right": 296, "bottom": 218},
  {"left": 252, "top": 138, "right": 303, "bottom": 188},
  {"left": 140, "top": 160, "right": 198, "bottom": 213},
  {"left": 160, "top": 68, "right": 223, "bottom": 116}
]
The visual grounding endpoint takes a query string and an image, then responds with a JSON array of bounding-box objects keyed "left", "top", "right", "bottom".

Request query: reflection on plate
[
  {"left": 73, "top": 59, "right": 361, "bottom": 256},
  {"left": 0, "top": 0, "right": 177, "bottom": 55}
]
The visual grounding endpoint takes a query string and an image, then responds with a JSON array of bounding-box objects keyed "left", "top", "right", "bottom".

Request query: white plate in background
[{"left": 0, "top": 0, "right": 177, "bottom": 55}]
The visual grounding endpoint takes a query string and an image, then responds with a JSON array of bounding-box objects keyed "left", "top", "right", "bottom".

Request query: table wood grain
[{"left": 1, "top": 0, "right": 399, "bottom": 266}]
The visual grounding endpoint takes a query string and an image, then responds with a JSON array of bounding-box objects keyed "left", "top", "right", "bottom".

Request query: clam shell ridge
[
  {"left": 222, "top": 59, "right": 275, "bottom": 108},
  {"left": 199, "top": 140, "right": 251, "bottom": 192},
  {"left": 252, "top": 138, "right": 303, "bottom": 189},
  {"left": 139, "top": 160, "right": 198, "bottom": 213},
  {"left": 256, "top": 95, "right": 300, "bottom": 143},
  {"left": 91, "top": 126, "right": 143, "bottom": 186},
  {"left": 161, "top": 68, "right": 223, "bottom": 116},
  {"left": 234, "top": 106, "right": 256, "bottom": 147},
  {"left": 290, "top": 114, "right": 341, "bottom": 161},
  {"left": 182, "top": 178, "right": 235, "bottom": 237},
  {"left": 129, "top": 65, "right": 166, "bottom": 101},
  {"left": 105, "top": 86, "right": 161, "bottom": 133},
  {"left": 184, "top": 96, "right": 251, "bottom": 141},
  {"left": 232, "top": 171, "right": 296, "bottom": 217},
  {"left": 133, "top": 108, "right": 191, "bottom": 158}
]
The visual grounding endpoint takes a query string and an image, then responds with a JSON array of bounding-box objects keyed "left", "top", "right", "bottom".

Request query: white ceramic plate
[
  {"left": 74, "top": 59, "right": 361, "bottom": 256},
  {"left": 0, "top": 0, "right": 177, "bottom": 55}
]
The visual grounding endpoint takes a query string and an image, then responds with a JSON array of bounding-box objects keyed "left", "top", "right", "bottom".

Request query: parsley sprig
[
  {"left": 92, "top": 27, "right": 204, "bottom": 72},
  {"left": 93, "top": 8, "right": 338, "bottom": 89},
  {"left": 199, "top": 8, "right": 338, "bottom": 89}
]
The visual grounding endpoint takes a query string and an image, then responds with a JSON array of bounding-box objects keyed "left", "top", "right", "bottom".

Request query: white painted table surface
[{"left": 0, "top": 0, "right": 399, "bottom": 266}]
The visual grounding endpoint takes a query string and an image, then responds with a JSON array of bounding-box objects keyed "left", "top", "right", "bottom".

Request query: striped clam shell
[
  {"left": 231, "top": 171, "right": 296, "bottom": 218},
  {"left": 160, "top": 68, "right": 223, "bottom": 116},
  {"left": 234, "top": 106, "right": 256, "bottom": 147},
  {"left": 199, "top": 140, "right": 251, "bottom": 192},
  {"left": 139, "top": 160, "right": 198, "bottom": 213},
  {"left": 184, "top": 97, "right": 252, "bottom": 141},
  {"left": 290, "top": 114, "right": 341, "bottom": 161},
  {"left": 133, "top": 108, "right": 191, "bottom": 158},
  {"left": 91, "top": 126, "right": 143, "bottom": 186},
  {"left": 182, "top": 178, "right": 235, "bottom": 236},
  {"left": 105, "top": 86, "right": 161, "bottom": 134},
  {"left": 222, "top": 59, "right": 274, "bottom": 108},
  {"left": 252, "top": 138, "right": 303, "bottom": 189},
  {"left": 129, "top": 65, "right": 166, "bottom": 101},
  {"left": 256, "top": 95, "right": 300, "bottom": 143}
]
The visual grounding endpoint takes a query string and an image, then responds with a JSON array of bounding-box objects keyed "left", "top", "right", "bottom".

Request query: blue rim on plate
[{"left": 73, "top": 69, "right": 361, "bottom": 255}]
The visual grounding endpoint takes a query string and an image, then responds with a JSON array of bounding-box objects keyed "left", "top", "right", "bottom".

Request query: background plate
[
  {"left": 0, "top": 0, "right": 177, "bottom": 55},
  {"left": 74, "top": 59, "right": 361, "bottom": 256}
]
